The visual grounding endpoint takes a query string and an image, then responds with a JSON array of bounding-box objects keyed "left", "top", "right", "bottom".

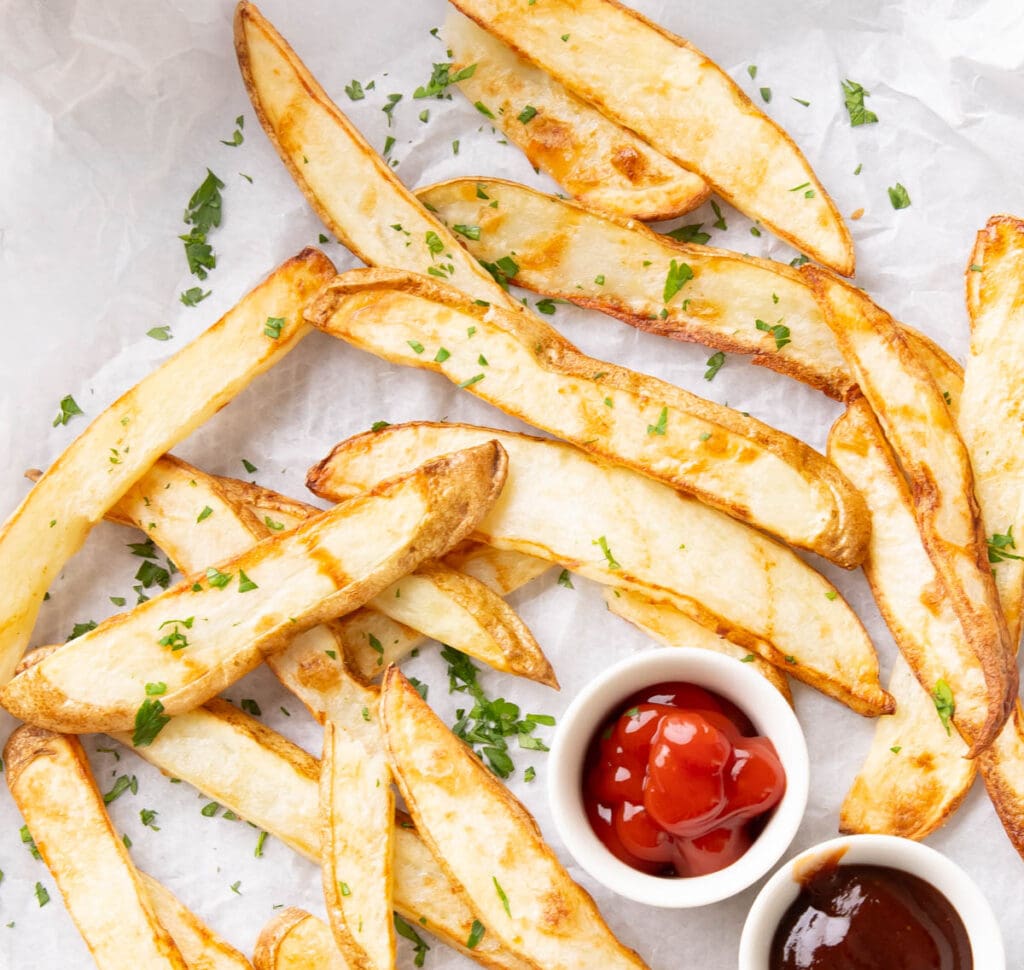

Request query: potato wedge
[
  {"left": 958, "top": 215, "right": 1024, "bottom": 645},
  {"left": 828, "top": 398, "right": 989, "bottom": 750},
  {"left": 139, "top": 873, "right": 255, "bottom": 970},
  {"left": 4, "top": 726, "right": 188, "bottom": 969},
  {"left": 602, "top": 588, "right": 792, "bottom": 702},
  {"left": 113, "top": 702, "right": 532, "bottom": 970},
  {"left": 306, "top": 267, "right": 869, "bottom": 568},
  {"left": 253, "top": 910, "right": 348, "bottom": 970},
  {"left": 235, "top": 1, "right": 509, "bottom": 306},
  {"left": 445, "top": 11, "right": 708, "bottom": 221},
  {"left": 807, "top": 267, "right": 1017, "bottom": 753},
  {"left": 109, "top": 456, "right": 554, "bottom": 690},
  {"left": 417, "top": 178, "right": 962, "bottom": 402},
  {"left": 448, "top": 0, "right": 853, "bottom": 274},
  {"left": 0, "top": 443, "right": 507, "bottom": 733},
  {"left": 0, "top": 247, "right": 333, "bottom": 685},
  {"left": 840, "top": 658, "right": 973, "bottom": 840},
  {"left": 321, "top": 721, "right": 395, "bottom": 970},
  {"left": 382, "top": 667, "right": 648, "bottom": 970},
  {"left": 309, "top": 423, "right": 891, "bottom": 716}
]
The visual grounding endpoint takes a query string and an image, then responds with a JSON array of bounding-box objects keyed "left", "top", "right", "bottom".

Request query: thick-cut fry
[
  {"left": 109, "top": 456, "right": 554, "bottom": 689},
  {"left": 0, "top": 247, "right": 333, "bottom": 685},
  {"left": 235, "top": 1, "right": 509, "bottom": 306},
  {"left": 957, "top": 215, "right": 1024, "bottom": 858},
  {"left": 113, "top": 702, "right": 532, "bottom": 970},
  {"left": 1, "top": 443, "right": 507, "bottom": 733},
  {"left": 309, "top": 423, "right": 891, "bottom": 716},
  {"left": 383, "top": 668, "right": 647, "bottom": 969},
  {"left": 416, "top": 178, "right": 962, "bottom": 402},
  {"left": 603, "top": 588, "right": 792, "bottom": 702},
  {"left": 139, "top": 873, "right": 255, "bottom": 970},
  {"left": 445, "top": 12, "right": 708, "bottom": 221},
  {"left": 321, "top": 721, "right": 395, "bottom": 970},
  {"left": 253, "top": 910, "right": 349, "bottom": 970},
  {"left": 807, "top": 267, "right": 1017, "bottom": 753},
  {"left": 840, "top": 658, "right": 973, "bottom": 840},
  {"left": 958, "top": 215, "right": 1024, "bottom": 645},
  {"left": 307, "top": 268, "right": 869, "bottom": 568},
  {"left": 4, "top": 726, "right": 188, "bottom": 969},
  {"left": 448, "top": 0, "right": 853, "bottom": 274},
  {"left": 828, "top": 399, "right": 989, "bottom": 750}
]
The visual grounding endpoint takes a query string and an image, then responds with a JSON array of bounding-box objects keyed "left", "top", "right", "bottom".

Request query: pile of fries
[{"left": 2, "top": 0, "right": 1023, "bottom": 966}]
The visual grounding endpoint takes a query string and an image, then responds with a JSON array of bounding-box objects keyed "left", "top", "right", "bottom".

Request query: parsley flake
[
  {"left": 593, "top": 535, "right": 621, "bottom": 570},
  {"left": 704, "top": 352, "right": 726, "bottom": 381},
  {"left": 888, "top": 183, "right": 911, "bottom": 210},
  {"left": 663, "top": 260, "right": 694, "bottom": 303},
  {"left": 52, "top": 394, "right": 83, "bottom": 427},
  {"left": 842, "top": 79, "right": 878, "bottom": 126},
  {"left": 932, "top": 679, "right": 955, "bottom": 735},
  {"left": 133, "top": 699, "right": 170, "bottom": 747}
]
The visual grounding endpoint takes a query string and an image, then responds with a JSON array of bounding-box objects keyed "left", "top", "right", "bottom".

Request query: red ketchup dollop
[{"left": 583, "top": 681, "right": 786, "bottom": 877}]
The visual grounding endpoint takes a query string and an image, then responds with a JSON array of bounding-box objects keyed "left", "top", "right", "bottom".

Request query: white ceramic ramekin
[
  {"left": 739, "top": 834, "right": 1005, "bottom": 969},
  {"left": 548, "top": 647, "right": 809, "bottom": 907}
]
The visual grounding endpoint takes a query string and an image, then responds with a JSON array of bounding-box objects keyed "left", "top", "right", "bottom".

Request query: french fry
[
  {"left": 4, "top": 726, "right": 189, "bottom": 969},
  {"left": 253, "top": 909, "right": 348, "bottom": 970},
  {"left": 806, "top": 267, "right": 1017, "bottom": 754},
  {"left": 235, "top": 1, "right": 510, "bottom": 306},
  {"left": 828, "top": 399, "right": 990, "bottom": 750},
  {"left": 0, "top": 443, "right": 507, "bottom": 733},
  {"left": 110, "top": 456, "right": 555, "bottom": 689},
  {"left": 139, "top": 873, "right": 255, "bottom": 970},
  {"left": 0, "top": 247, "right": 334, "bottom": 685},
  {"left": 957, "top": 215, "right": 1024, "bottom": 857},
  {"left": 602, "top": 588, "right": 792, "bottom": 702},
  {"left": 383, "top": 667, "right": 647, "bottom": 969},
  {"left": 320, "top": 721, "right": 395, "bottom": 970},
  {"left": 416, "top": 177, "right": 963, "bottom": 402},
  {"left": 113, "top": 702, "right": 532, "bottom": 970},
  {"left": 308, "top": 423, "right": 892, "bottom": 717},
  {"left": 447, "top": 0, "right": 853, "bottom": 274},
  {"left": 828, "top": 401, "right": 975, "bottom": 838},
  {"left": 445, "top": 11, "right": 709, "bottom": 221},
  {"left": 306, "top": 267, "right": 869, "bottom": 568},
  {"left": 840, "top": 658, "right": 972, "bottom": 840}
]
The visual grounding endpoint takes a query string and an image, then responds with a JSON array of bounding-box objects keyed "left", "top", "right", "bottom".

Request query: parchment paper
[{"left": 1, "top": 0, "right": 1023, "bottom": 966}]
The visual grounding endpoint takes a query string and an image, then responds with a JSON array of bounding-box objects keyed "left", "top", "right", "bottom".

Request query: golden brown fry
[
  {"left": 840, "top": 658, "right": 973, "bottom": 840},
  {"left": 306, "top": 267, "right": 869, "bottom": 568},
  {"left": 308, "top": 422, "right": 891, "bottom": 717},
  {"left": 114, "top": 703, "right": 532, "bottom": 970},
  {"left": 445, "top": 11, "right": 708, "bottom": 221},
  {"left": 602, "top": 588, "right": 792, "bottom": 703},
  {"left": 139, "top": 873, "right": 255, "bottom": 970},
  {"left": 448, "top": 0, "right": 853, "bottom": 274},
  {"left": 4, "top": 726, "right": 188, "bottom": 969},
  {"left": 234, "top": 1, "right": 509, "bottom": 306},
  {"left": 253, "top": 909, "right": 349, "bottom": 970},
  {"left": 1, "top": 443, "right": 507, "bottom": 733},
  {"left": 320, "top": 721, "right": 395, "bottom": 970},
  {"left": 806, "top": 267, "right": 1017, "bottom": 753},
  {"left": 416, "top": 177, "right": 962, "bottom": 402},
  {"left": 0, "top": 248, "right": 334, "bottom": 685},
  {"left": 382, "top": 668, "right": 648, "bottom": 970}
]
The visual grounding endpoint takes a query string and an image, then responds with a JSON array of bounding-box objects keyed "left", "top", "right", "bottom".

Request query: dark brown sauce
[{"left": 769, "top": 851, "right": 972, "bottom": 969}]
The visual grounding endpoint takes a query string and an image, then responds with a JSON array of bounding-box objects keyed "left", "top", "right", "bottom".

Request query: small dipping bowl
[
  {"left": 739, "top": 834, "right": 1005, "bottom": 969},
  {"left": 548, "top": 647, "right": 809, "bottom": 908}
]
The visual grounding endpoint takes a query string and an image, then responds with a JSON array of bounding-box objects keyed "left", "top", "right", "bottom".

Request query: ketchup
[
  {"left": 582, "top": 681, "right": 785, "bottom": 877},
  {"left": 769, "top": 852, "right": 972, "bottom": 969}
]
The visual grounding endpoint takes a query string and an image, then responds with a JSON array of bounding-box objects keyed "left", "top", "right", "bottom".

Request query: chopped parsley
[
  {"left": 20, "top": 826, "right": 41, "bottom": 860},
  {"left": 147, "top": 325, "right": 173, "bottom": 341},
  {"left": 237, "top": 570, "right": 258, "bottom": 592},
  {"left": 842, "top": 80, "right": 878, "bottom": 126},
  {"left": 344, "top": 79, "right": 365, "bottom": 101},
  {"left": 264, "top": 516, "right": 285, "bottom": 531},
  {"left": 240, "top": 699, "right": 262, "bottom": 717},
  {"left": 264, "top": 316, "right": 285, "bottom": 339},
  {"left": 666, "top": 223, "right": 711, "bottom": 245},
  {"left": 133, "top": 698, "right": 170, "bottom": 747},
  {"left": 756, "top": 319, "right": 791, "bottom": 349},
  {"left": 557, "top": 568, "right": 574, "bottom": 589},
  {"left": 593, "top": 535, "right": 621, "bottom": 570},
  {"left": 180, "top": 287, "right": 210, "bottom": 307},
  {"left": 180, "top": 169, "right": 224, "bottom": 281},
  {"left": 255, "top": 831, "right": 268, "bottom": 857},
  {"left": 103, "top": 775, "right": 138, "bottom": 805},
  {"left": 196, "top": 505, "right": 213, "bottom": 523},
  {"left": 517, "top": 105, "right": 538, "bottom": 124},
  {"left": 458, "top": 373, "right": 485, "bottom": 389},
  {"left": 467, "top": 919, "right": 486, "bottom": 949},
  {"left": 760, "top": 87, "right": 772, "bottom": 103},
  {"left": 453, "top": 224, "right": 481, "bottom": 240},
  {"left": 704, "top": 352, "right": 726, "bottom": 381},
  {"left": 157, "top": 617, "right": 192, "bottom": 651},
  {"left": 67, "top": 620, "right": 98, "bottom": 641},
  {"left": 888, "top": 183, "right": 911, "bottom": 210},
  {"left": 52, "top": 394, "right": 83, "bottom": 427},
  {"left": 524, "top": 765, "right": 536, "bottom": 782},
  {"left": 479, "top": 254, "right": 519, "bottom": 289},
  {"left": 35, "top": 883, "right": 49, "bottom": 907},
  {"left": 145, "top": 682, "right": 167, "bottom": 696},
  {"left": 206, "top": 567, "right": 232, "bottom": 588},
  {"left": 988, "top": 527, "right": 1023, "bottom": 563},
  {"left": 241, "top": 458, "right": 258, "bottom": 474},
  {"left": 394, "top": 913, "right": 430, "bottom": 967},
  {"left": 647, "top": 406, "right": 668, "bottom": 436},
  {"left": 710, "top": 200, "right": 728, "bottom": 231},
  {"left": 932, "top": 679, "right": 955, "bottom": 735},
  {"left": 890, "top": 745, "right": 902, "bottom": 754},
  {"left": 535, "top": 299, "right": 557, "bottom": 315},
  {"left": 140, "top": 808, "right": 160, "bottom": 830},
  {"left": 368, "top": 632, "right": 384, "bottom": 665},
  {"left": 663, "top": 259, "right": 694, "bottom": 303},
  {"left": 474, "top": 100, "right": 495, "bottom": 119},
  {"left": 414, "top": 62, "right": 477, "bottom": 99},
  {"left": 493, "top": 876, "right": 511, "bottom": 916},
  {"left": 220, "top": 115, "right": 244, "bottom": 147}
]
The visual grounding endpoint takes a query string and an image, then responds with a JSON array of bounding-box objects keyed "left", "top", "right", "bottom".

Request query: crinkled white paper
[{"left": 2, "top": 0, "right": 1024, "bottom": 966}]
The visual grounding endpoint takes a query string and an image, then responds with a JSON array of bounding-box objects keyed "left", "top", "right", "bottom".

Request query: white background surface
[{"left": 1, "top": 0, "right": 1023, "bottom": 967}]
